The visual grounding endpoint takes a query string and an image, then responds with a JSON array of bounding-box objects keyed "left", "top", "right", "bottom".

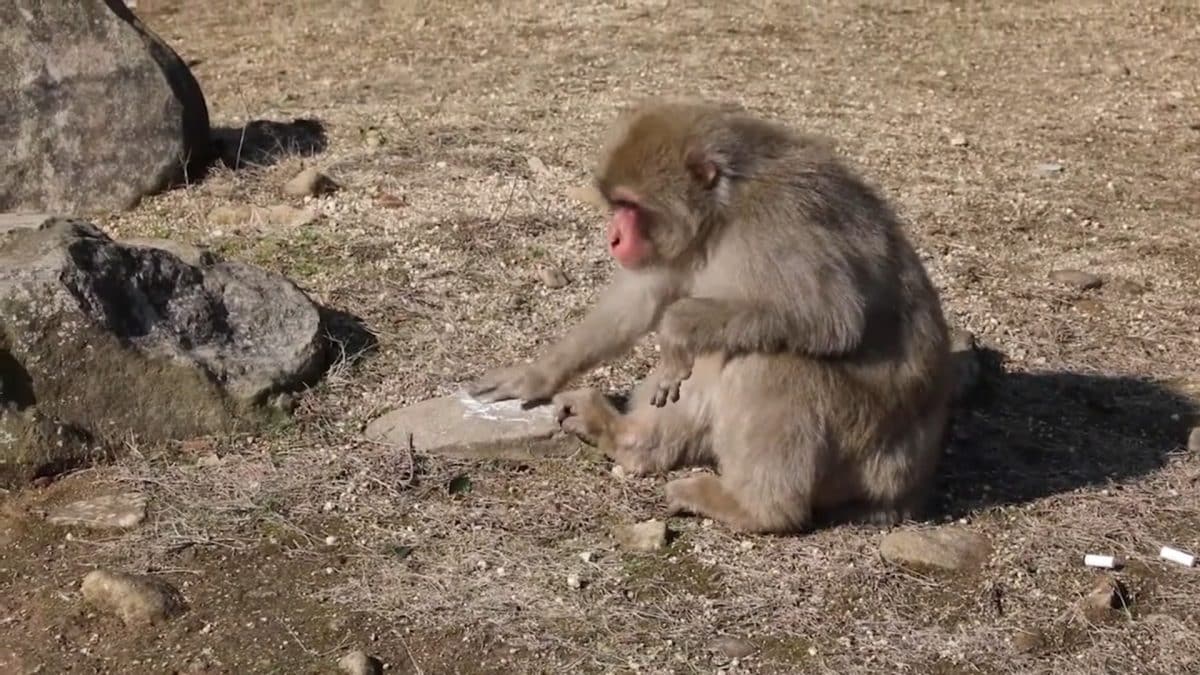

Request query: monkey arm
[
  {"left": 660, "top": 295, "right": 865, "bottom": 358},
  {"left": 534, "top": 270, "right": 679, "bottom": 384}
]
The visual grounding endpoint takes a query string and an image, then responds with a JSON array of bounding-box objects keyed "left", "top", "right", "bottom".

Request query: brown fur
[{"left": 471, "top": 99, "right": 953, "bottom": 533}]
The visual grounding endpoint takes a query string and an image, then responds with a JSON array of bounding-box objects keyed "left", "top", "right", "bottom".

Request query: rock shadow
[
  {"left": 318, "top": 305, "right": 379, "bottom": 373},
  {"left": 935, "top": 346, "right": 1198, "bottom": 519},
  {"left": 0, "top": 349, "right": 36, "bottom": 410},
  {"left": 211, "top": 118, "right": 328, "bottom": 171}
]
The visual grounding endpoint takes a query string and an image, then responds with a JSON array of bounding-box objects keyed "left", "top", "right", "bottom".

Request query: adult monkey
[{"left": 471, "top": 99, "right": 953, "bottom": 533}]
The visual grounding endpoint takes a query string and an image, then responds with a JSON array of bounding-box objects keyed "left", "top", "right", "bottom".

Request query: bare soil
[{"left": 3, "top": 1, "right": 1200, "bottom": 673}]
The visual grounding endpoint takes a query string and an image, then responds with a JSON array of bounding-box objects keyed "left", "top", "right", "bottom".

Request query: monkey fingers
[
  {"left": 553, "top": 389, "right": 619, "bottom": 447},
  {"left": 469, "top": 363, "right": 556, "bottom": 403},
  {"left": 650, "top": 348, "right": 693, "bottom": 407}
]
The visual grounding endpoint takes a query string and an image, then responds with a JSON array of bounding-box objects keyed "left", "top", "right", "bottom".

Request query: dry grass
[{"left": 12, "top": 0, "right": 1200, "bottom": 672}]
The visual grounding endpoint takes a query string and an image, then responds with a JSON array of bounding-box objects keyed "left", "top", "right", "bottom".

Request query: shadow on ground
[
  {"left": 936, "top": 346, "right": 1198, "bottom": 518},
  {"left": 211, "top": 118, "right": 328, "bottom": 170},
  {"left": 318, "top": 305, "right": 379, "bottom": 371}
]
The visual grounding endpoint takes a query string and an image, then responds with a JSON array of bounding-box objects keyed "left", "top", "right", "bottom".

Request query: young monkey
[{"left": 471, "top": 99, "right": 954, "bottom": 533}]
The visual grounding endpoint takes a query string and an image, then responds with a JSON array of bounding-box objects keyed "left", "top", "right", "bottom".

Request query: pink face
[{"left": 605, "top": 189, "right": 653, "bottom": 269}]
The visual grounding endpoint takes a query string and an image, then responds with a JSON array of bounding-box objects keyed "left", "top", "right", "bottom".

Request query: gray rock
[
  {"left": 365, "top": 392, "right": 573, "bottom": 460},
  {"left": 0, "top": 0, "right": 211, "bottom": 214},
  {"left": 615, "top": 519, "right": 669, "bottom": 552},
  {"left": 338, "top": 650, "right": 383, "bottom": 675},
  {"left": 1188, "top": 427, "right": 1200, "bottom": 453},
  {"left": 880, "top": 527, "right": 992, "bottom": 572},
  {"left": 81, "top": 569, "right": 186, "bottom": 626},
  {"left": 0, "top": 408, "right": 95, "bottom": 487},
  {"left": 47, "top": 492, "right": 147, "bottom": 529},
  {"left": 0, "top": 219, "right": 326, "bottom": 485},
  {"left": 1049, "top": 269, "right": 1103, "bottom": 290}
]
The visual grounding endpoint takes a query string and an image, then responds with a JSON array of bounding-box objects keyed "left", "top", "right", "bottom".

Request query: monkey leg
[
  {"left": 664, "top": 474, "right": 760, "bottom": 531},
  {"left": 555, "top": 380, "right": 711, "bottom": 476}
]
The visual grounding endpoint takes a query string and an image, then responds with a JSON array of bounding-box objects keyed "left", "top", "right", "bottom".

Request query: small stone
[
  {"left": 525, "top": 155, "right": 551, "bottom": 178},
  {"left": 709, "top": 636, "right": 756, "bottom": 659},
  {"left": 324, "top": 535, "right": 338, "bottom": 546},
  {"left": 1187, "top": 427, "right": 1200, "bottom": 453},
  {"left": 538, "top": 265, "right": 569, "bottom": 289},
  {"left": 739, "top": 540, "right": 755, "bottom": 552},
  {"left": 566, "top": 573, "right": 581, "bottom": 590},
  {"left": 566, "top": 184, "right": 606, "bottom": 210},
  {"left": 610, "top": 464, "right": 627, "bottom": 478},
  {"left": 1011, "top": 628, "right": 1045, "bottom": 654},
  {"left": 616, "top": 519, "right": 669, "bottom": 552},
  {"left": 949, "top": 135, "right": 968, "bottom": 147},
  {"left": 1102, "top": 61, "right": 1131, "bottom": 78},
  {"left": 266, "top": 204, "right": 318, "bottom": 229},
  {"left": 1083, "top": 575, "right": 1129, "bottom": 617},
  {"left": 879, "top": 527, "right": 992, "bottom": 572},
  {"left": 338, "top": 650, "right": 383, "bottom": 675},
  {"left": 206, "top": 204, "right": 257, "bottom": 226},
  {"left": 47, "top": 493, "right": 146, "bottom": 530},
  {"left": 81, "top": 569, "right": 187, "bottom": 626},
  {"left": 283, "top": 167, "right": 337, "bottom": 197},
  {"left": 195, "top": 453, "right": 222, "bottom": 468},
  {"left": 1049, "top": 269, "right": 1103, "bottom": 290},
  {"left": 1035, "top": 162, "right": 1065, "bottom": 176},
  {"left": 579, "top": 551, "right": 594, "bottom": 563}
]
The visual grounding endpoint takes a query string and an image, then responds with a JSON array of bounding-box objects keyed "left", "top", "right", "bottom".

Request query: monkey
[{"left": 470, "top": 99, "right": 953, "bottom": 534}]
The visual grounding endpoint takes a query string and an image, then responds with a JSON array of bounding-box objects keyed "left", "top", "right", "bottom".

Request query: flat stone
[
  {"left": 0, "top": 213, "right": 54, "bottom": 236},
  {"left": 1187, "top": 427, "right": 1200, "bottom": 453},
  {"left": 363, "top": 392, "right": 571, "bottom": 460},
  {"left": 81, "top": 569, "right": 187, "bottom": 627},
  {"left": 615, "top": 519, "right": 669, "bottom": 552},
  {"left": 880, "top": 527, "right": 992, "bottom": 572},
  {"left": 1049, "top": 269, "right": 1103, "bottom": 290},
  {"left": 47, "top": 492, "right": 146, "bottom": 529},
  {"left": 709, "top": 636, "right": 756, "bottom": 659}
]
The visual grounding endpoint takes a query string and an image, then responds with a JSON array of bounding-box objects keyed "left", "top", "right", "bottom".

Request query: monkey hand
[
  {"left": 469, "top": 362, "right": 560, "bottom": 404},
  {"left": 650, "top": 343, "right": 693, "bottom": 407}
]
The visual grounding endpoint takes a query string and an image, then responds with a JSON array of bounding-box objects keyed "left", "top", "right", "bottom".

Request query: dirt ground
[{"left": 3, "top": 0, "right": 1200, "bottom": 673}]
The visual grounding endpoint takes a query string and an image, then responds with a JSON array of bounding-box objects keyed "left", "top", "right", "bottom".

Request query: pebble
[
  {"left": 579, "top": 551, "right": 594, "bottom": 564},
  {"left": 46, "top": 492, "right": 146, "bottom": 529},
  {"left": 1049, "top": 269, "right": 1103, "bottom": 290},
  {"left": 525, "top": 154, "right": 551, "bottom": 178},
  {"left": 566, "top": 184, "right": 606, "bottom": 210},
  {"left": 566, "top": 573, "right": 582, "bottom": 590},
  {"left": 538, "top": 265, "right": 569, "bottom": 289},
  {"left": 80, "top": 569, "right": 187, "bottom": 627},
  {"left": 1035, "top": 162, "right": 1065, "bottom": 176},
  {"left": 1187, "top": 427, "right": 1200, "bottom": 453},
  {"left": 615, "top": 519, "right": 669, "bottom": 552},
  {"left": 324, "top": 535, "right": 338, "bottom": 546},
  {"left": 949, "top": 134, "right": 968, "bottom": 147},
  {"left": 709, "top": 636, "right": 756, "bottom": 659},
  {"left": 338, "top": 650, "right": 383, "bottom": 675},
  {"left": 283, "top": 167, "right": 337, "bottom": 197},
  {"left": 1012, "top": 628, "right": 1045, "bottom": 654}
]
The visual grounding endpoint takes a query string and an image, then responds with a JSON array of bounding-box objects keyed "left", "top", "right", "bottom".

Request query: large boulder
[
  {"left": 0, "top": 218, "right": 326, "bottom": 486},
  {"left": 0, "top": 0, "right": 211, "bottom": 214}
]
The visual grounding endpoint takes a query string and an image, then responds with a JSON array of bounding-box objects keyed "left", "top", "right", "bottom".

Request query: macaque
[{"left": 471, "top": 99, "right": 953, "bottom": 533}]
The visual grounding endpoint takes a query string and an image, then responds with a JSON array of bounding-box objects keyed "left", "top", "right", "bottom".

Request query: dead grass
[{"left": 10, "top": 0, "right": 1200, "bottom": 672}]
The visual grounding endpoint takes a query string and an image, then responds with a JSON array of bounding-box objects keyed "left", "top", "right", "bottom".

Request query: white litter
[
  {"left": 1084, "top": 554, "right": 1120, "bottom": 569},
  {"left": 1159, "top": 546, "right": 1196, "bottom": 567}
]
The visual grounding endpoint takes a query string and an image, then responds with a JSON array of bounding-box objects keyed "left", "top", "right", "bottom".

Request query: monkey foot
[
  {"left": 553, "top": 388, "right": 616, "bottom": 447},
  {"left": 664, "top": 474, "right": 754, "bottom": 531}
]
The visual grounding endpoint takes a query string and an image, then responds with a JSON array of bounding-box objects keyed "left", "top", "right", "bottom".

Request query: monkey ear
[{"left": 685, "top": 148, "right": 720, "bottom": 190}]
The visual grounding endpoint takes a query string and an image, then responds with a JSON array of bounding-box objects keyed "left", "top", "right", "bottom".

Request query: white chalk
[
  {"left": 1159, "top": 546, "right": 1196, "bottom": 567},
  {"left": 1084, "top": 554, "right": 1119, "bottom": 569}
]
